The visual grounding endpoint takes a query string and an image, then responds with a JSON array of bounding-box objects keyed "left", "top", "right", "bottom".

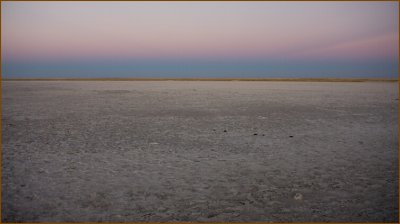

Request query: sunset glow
[{"left": 2, "top": 2, "right": 398, "bottom": 78}]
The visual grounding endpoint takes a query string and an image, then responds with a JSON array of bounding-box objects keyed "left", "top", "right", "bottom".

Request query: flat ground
[{"left": 2, "top": 81, "right": 398, "bottom": 222}]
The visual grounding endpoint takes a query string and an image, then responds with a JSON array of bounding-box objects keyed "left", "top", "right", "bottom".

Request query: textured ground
[{"left": 2, "top": 81, "right": 398, "bottom": 222}]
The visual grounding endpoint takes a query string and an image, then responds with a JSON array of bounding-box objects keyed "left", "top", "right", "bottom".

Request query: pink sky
[{"left": 1, "top": 2, "right": 398, "bottom": 77}]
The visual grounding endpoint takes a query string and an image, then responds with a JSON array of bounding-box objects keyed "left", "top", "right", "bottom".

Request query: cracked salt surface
[{"left": 2, "top": 81, "right": 398, "bottom": 222}]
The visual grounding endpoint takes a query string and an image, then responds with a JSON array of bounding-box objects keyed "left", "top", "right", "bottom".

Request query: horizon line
[{"left": 2, "top": 77, "right": 398, "bottom": 82}]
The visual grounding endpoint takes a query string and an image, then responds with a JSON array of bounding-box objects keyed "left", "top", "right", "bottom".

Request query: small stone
[
  {"left": 289, "top": 136, "right": 293, "bottom": 138},
  {"left": 262, "top": 134, "right": 265, "bottom": 136},
  {"left": 294, "top": 193, "right": 303, "bottom": 200},
  {"left": 207, "top": 213, "right": 218, "bottom": 218},
  {"left": 223, "top": 130, "right": 227, "bottom": 132},
  {"left": 253, "top": 133, "right": 258, "bottom": 136}
]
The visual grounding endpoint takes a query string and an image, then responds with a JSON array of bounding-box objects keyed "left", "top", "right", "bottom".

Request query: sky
[{"left": 1, "top": 2, "right": 398, "bottom": 78}]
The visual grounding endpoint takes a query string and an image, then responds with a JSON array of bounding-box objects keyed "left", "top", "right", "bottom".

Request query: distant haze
[{"left": 1, "top": 2, "right": 398, "bottom": 78}]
